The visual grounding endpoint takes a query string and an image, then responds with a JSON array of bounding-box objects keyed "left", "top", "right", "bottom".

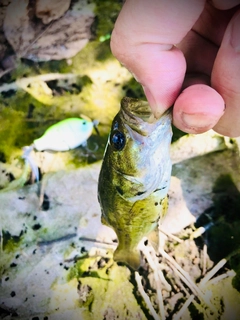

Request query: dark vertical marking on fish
[
  {"left": 135, "top": 191, "right": 146, "bottom": 196},
  {"left": 116, "top": 186, "right": 124, "bottom": 195}
]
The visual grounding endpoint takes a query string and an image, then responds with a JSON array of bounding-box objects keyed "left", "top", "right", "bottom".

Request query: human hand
[{"left": 110, "top": 0, "right": 240, "bottom": 137}]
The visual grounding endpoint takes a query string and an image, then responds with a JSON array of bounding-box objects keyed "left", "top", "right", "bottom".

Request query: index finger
[{"left": 111, "top": 0, "right": 205, "bottom": 116}]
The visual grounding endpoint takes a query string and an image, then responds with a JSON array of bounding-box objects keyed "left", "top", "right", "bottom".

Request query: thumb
[{"left": 110, "top": 0, "right": 205, "bottom": 116}]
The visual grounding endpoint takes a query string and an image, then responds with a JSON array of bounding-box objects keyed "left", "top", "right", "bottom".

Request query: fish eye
[
  {"left": 82, "top": 121, "right": 87, "bottom": 125},
  {"left": 111, "top": 130, "right": 125, "bottom": 151}
]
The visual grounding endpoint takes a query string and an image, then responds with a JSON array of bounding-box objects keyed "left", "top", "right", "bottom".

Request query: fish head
[{"left": 104, "top": 97, "right": 172, "bottom": 201}]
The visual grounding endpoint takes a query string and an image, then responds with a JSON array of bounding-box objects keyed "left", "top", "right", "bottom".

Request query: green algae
[
  {"left": 0, "top": 106, "right": 27, "bottom": 161},
  {"left": 1, "top": 230, "right": 23, "bottom": 253},
  {"left": 93, "top": 0, "right": 122, "bottom": 40},
  {"left": 67, "top": 256, "right": 147, "bottom": 320},
  {"left": 0, "top": 230, "right": 24, "bottom": 277}
]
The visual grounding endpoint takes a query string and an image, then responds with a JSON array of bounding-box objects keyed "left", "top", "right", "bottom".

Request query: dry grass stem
[
  {"left": 190, "top": 223, "right": 214, "bottom": 240},
  {"left": 0, "top": 228, "right": 3, "bottom": 254},
  {"left": 202, "top": 244, "right": 207, "bottom": 275},
  {"left": 0, "top": 67, "right": 15, "bottom": 79},
  {"left": 207, "top": 270, "right": 236, "bottom": 285},
  {"left": 0, "top": 73, "right": 78, "bottom": 93},
  {"left": 139, "top": 239, "right": 171, "bottom": 291},
  {"left": 159, "top": 228, "right": 183, "bottom": 243},
  {"left": 138, "top": 240, "right": 166, "bottom": 318},
  {"left": 159, "top": 248, "right": 201, "bottom": 293},
  {"left": 169, "top": 260, "right": 218, "bottom": 314},
  {"left": 168, "top": 260, "right": 199, "bottom": 297},
  {"left": 154, "top": 270, "right": 165, "bottom": 320},
  {"left": 173, "top": 294, "right": 195, "bottom": 320},
  {"left": 174, "top": 276, "right": 191, "bottom": 297},
  {"left": 190, "top": 226, "right": 206, "bottom": 239},
  {"left": 159, "top": 248, "right": 218, "bottom": 314},
  {"left": 200, "top": 258, "right": 227, "bottom": 288},
  {"left": 157, "top": 266, "right": 172, "bottom": 292},
  {"left": 138, "top": 239, "right": 157, "bottom": 271},
  {"left": 135, "top": 272, "right": 160, "bottom": 320}
]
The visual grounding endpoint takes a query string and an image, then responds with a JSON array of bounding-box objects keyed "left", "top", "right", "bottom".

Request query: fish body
[
  {"left": 33, "top": 117, "right": 94, "bottom": 151},
  {"left": 98, "top": 97, "right": 172, "bottom": 270}
]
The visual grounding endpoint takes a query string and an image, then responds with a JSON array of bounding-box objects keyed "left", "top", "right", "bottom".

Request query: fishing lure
[
  {"left": 23, "top": 116, "right": 99, "bottom": 182},
  {"left": 33, "top": 117, "right": 98, "bottom": 151}
]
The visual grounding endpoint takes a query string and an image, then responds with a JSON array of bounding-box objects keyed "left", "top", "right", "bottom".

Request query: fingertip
[
  {"left": 211, "top": 0, "right": 240, "bottom": 10},
  {"left": 173, "top": 84, "right": 225, "bottom": 134},
  {"left": 210, "top": 10, "right": 240, "bottom": 137}
]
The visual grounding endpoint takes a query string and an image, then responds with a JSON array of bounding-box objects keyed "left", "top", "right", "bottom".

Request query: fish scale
[{"left": 98, "top": 97, "right": 172, "bottom": 270}]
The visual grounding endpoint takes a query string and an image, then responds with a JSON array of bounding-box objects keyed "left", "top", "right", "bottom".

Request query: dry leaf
[
  {"left": 3, "top": 0, "right": 95, "bottom": 61},
  {"left": 0, "top": 0, "right": 11, "bottom": 61},
  {"left": 35, "top": 0, "right": 71, "bottom": 24}
]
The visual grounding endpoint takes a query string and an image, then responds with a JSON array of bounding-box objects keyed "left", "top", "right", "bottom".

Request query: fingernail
[
  {"left": 231, "top": 11, "right": 240, "bottom": 52},
  {"left": 181, "top": 113, "right": 218, "bottom": 129}
]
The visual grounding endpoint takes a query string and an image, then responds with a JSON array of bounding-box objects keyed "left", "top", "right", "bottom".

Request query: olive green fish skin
[{"left": 98, "top": 97, "right": 172, "bottom": 270}]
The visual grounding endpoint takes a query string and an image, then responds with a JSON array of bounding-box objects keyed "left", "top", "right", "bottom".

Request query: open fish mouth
[
  {"left": 121, "top": 97, "right": 156, "bottom": 122},
  {"left": 120, "top": 97, "right": 172, "bottom": 137}
]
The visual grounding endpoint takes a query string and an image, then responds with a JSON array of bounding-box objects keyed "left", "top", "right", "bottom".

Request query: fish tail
[{"left": 113, "top": 246, "right": 141, "bottom": 270}]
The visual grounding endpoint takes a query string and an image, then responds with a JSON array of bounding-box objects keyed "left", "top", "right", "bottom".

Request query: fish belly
[{"left": 113, "top": 194, "right": 169, "bottom": 270}]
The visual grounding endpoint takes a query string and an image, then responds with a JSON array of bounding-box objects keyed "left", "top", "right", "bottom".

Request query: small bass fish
[{"left": 98, "top": 97, "right": 172, "bottom": 270}]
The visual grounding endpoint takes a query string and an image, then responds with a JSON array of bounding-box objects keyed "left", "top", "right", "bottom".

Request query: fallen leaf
[{"left": 3, "top": 0, "right": 95, "bottom": 61}]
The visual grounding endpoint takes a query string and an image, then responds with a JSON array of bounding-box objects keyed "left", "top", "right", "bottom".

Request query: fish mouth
[
  {"left": 120, "top": 97, "right": 172, "bottom": 137},
  {"left": 120, "top": 97, "right": 157, "bottom": 137},
  {"left": 121, "top": 97, "right": 156, "bottom": 123}
]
